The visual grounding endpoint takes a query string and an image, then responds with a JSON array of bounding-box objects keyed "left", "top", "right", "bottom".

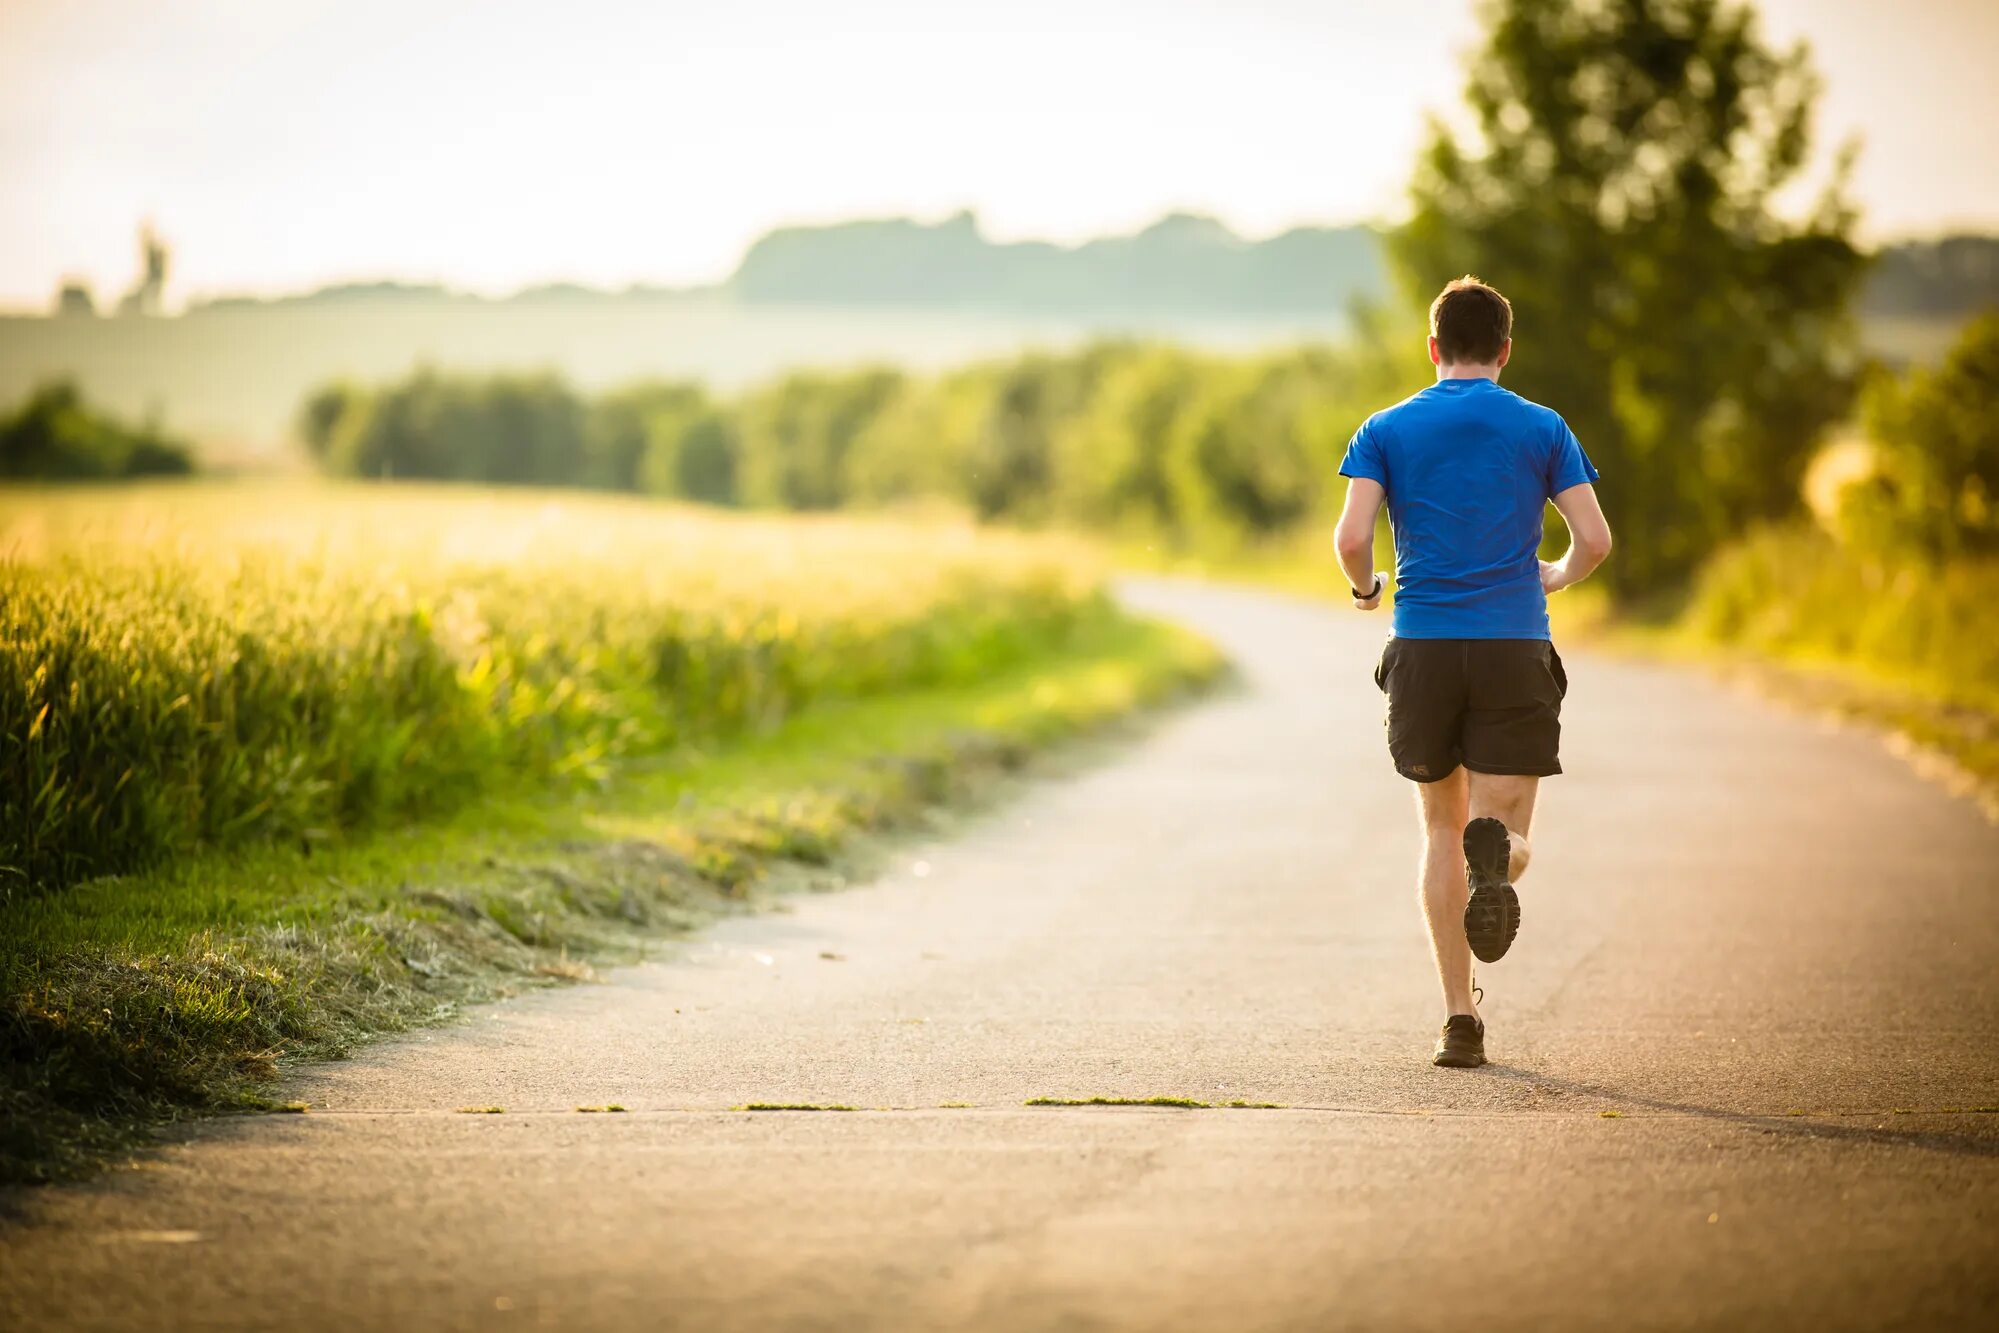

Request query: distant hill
[
  {"left": 164, "top": 220, "right": 1999, "bottom": 323},
  {"left": 726, "top": 211, "right": 1390, "bottom": 314},
  {"left": 1858, "top": 235, "right": 1999, "bottom": 318},
  {"left": 191, "top": 279, "right": 698, "bottom": 312},
  {"left": 176, "top": 213, "right": 1390, "bottom": 317}
]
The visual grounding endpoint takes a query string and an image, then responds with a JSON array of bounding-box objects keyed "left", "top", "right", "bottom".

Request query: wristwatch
[{"left": 1352, "top": 575, "right": 1384, "bottom": 601}]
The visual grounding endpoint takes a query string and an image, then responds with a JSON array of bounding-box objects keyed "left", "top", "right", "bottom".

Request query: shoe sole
[
  {"left": 1432, "top": 1048, "right": 1487, "bottom": 1069},
  {"left": 1462, "top": 816, "right": 1519, "bottom": 964}
]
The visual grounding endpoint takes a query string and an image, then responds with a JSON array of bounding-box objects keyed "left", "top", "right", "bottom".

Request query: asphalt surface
[{"left": 5, "top": 579, "right": 1998, "bottom": 1332}]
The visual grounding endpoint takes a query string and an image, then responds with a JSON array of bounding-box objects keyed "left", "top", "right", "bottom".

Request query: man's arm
[
  {"left": 1541, "top": 482, "right": 1613, "bottom": 594},
  {"left": 1334, "top": 476, "right": 1389, "bottom": 610}
]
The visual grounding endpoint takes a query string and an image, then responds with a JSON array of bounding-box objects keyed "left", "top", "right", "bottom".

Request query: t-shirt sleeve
[
  {"left": 1547, "top": 418, "right": 1600, "bottom": 495},
  {"left": 1339, "top": 417, "right": 1388, "bottom": 485}
]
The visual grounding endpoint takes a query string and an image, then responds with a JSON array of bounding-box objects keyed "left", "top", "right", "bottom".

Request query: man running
[{"left": 1333, "top": 275, "right": 1612, "bottom": 1069}]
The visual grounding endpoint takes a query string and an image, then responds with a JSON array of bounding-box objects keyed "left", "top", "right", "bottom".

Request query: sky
[{"left": 2, "top": 0, "right": 1995, "bottom": 309}]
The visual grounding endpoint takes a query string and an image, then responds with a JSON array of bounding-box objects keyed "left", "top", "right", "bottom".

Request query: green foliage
[
  {"left": 843, "top": 367, "right": 991, "bottom": 506},
  {"left": 1847, "top": 311, "right": 1999, "bottom": 556},
  {"left": 1162, "top": 348, "right": 1365, "bottom": 541},
  {"left": 1685, "top": 320, "right": 1999, "bottom": 780},
  {"left": 1393, "top": 0, "right": 1865, "bottom": 595},
  {"left": 305, "top": 338, "right": 1410, "bottom": 552},
  {"left": 312, "top": 368, "right": 588, "bottom": 484},
  {"left": 1684, "top": 524, "right": 1999, "bottom": 714},
  {"left": 620, "top": 382, "right": 739, "bottom": 503},
  {"left": 296, "top": 381, "right": 362, "bottom": 461},
  {"left": 0, "top": 487, "right": 1103, "bottom": 901},
  {"left": 734, "top": 368, "right": 904, "bottom": 510},
  {"left": 962, "top": 348, "right": 1122, "bottom": 521},
  {"left": 0, "top": 382, "right": 195, "bottom": 480}
]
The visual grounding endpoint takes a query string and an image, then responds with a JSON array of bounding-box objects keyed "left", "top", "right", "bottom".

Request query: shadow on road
[{"left": 1478, "top": 1064, "right": 1999, "bottom": 1160}]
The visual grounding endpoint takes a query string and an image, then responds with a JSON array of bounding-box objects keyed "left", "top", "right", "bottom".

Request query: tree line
[{"left": 296, "top": 335, "right": 1411, "bottom": 553}]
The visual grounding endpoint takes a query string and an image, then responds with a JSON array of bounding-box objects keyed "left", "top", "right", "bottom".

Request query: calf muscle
[
  {"left": 1415, "top": 769, "right": 1479, "bottom": 1017},
  {"left": 1468, "top": 770, "right": 1538, "bottom": 880}
]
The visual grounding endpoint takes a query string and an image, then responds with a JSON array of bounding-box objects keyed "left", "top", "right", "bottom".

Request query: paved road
[{"left": 5, "top": 581, "right": 1998, "bottom": 1332}]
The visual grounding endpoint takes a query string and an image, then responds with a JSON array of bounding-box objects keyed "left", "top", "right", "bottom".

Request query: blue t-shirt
[{"left": 1338, "top": 378, "right": 1599, "bottom": 640}]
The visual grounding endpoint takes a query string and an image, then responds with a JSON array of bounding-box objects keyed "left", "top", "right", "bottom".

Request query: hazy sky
[{"left": 3, "top": 0, "right": 1994, "bottom": 308}]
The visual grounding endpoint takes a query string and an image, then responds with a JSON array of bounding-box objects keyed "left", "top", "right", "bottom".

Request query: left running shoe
[
  {"left": 1433, "top": 1014, "right": 1487, "bottom": 1068},
  {"left": 1462, "top": 816, "right": 1520, "bottom": 963}
]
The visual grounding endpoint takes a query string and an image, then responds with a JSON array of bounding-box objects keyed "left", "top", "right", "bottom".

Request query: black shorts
[{"left": 1371, "top": 637, "right": 1568, "bottom": 783}]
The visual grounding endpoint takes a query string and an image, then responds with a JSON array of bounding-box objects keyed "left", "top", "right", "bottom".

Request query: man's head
[{"left": 1428, "top": 276, "right": 1513, "bottom": 373}]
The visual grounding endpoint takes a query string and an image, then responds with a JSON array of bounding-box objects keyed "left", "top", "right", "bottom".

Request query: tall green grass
[{"left": 0, "top": 483, "right": 1101, "bottom": 900}]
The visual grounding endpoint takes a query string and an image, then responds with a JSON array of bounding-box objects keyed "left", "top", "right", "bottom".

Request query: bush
[
  {"left": 1684, "top": 524, "right": 1999, "bottom": 711},
  {"left": 0, "top": 382, "right": 195, "bottom": 480},
  {"left": 1847, "top": 310, "right": 1999, "bottom": 556}
]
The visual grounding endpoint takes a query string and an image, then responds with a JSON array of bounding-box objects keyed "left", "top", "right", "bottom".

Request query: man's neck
[{"left": 1436, "top": 364, "right": 1502, "bottom": 382}]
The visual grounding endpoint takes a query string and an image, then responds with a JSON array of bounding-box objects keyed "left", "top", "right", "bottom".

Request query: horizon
[
  {"left": 18, "top": 206, "right": 1990, "bottom": 317},
  {"left": 19, "top": 209, "right": 1393, "bottom": 314},
  {"left": 4, "top": 0, "right": 1997, "bottom": 310}
]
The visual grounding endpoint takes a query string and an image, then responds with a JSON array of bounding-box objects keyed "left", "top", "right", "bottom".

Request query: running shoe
[
  {"left": 1462, "top": 816, "right": 1520, "bottom": 963},
  {"left": 1433, "top": 1014, "right": 1486, "bottom": 1068}
]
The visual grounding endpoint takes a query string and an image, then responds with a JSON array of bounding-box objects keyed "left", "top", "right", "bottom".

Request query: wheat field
[{"left": 0, "top": 482, "right": 1106, "bottom": 899}]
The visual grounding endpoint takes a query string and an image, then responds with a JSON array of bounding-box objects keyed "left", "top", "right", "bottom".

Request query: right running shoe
[{"left": 1462, "top": 816, "right": 1520, "bottom": 963}]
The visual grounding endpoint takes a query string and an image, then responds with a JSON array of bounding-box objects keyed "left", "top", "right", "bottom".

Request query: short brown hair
[{"left": 1429, "top": 276, "right": 1513, "bottom": 364}]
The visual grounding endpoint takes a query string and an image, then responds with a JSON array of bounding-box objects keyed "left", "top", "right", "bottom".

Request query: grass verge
[
  {"left": 734, "top": 1104, "right": 859, "bottom": 1113},
  {"left": 0, "top": 611, "right": 1221, "bottom": 1185},
  {"left": 1668, "top": 526, "right": 1999, "bottom": 814}
]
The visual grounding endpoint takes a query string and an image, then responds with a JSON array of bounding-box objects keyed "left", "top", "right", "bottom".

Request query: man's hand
[
  {"left": 1545, "top": 484, "right": 1613, "bottom": 595},
  {"left": 1335, "top": 478, "right": 1389, "bottom": 607}
]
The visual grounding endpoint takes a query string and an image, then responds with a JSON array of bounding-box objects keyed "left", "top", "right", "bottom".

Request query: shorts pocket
[
  {"left": 1373, "top": 638, "right": 1396, "bottom": 693},
  {"left": 1547, "top": 643, "right": 1569, "bottom": 698}
]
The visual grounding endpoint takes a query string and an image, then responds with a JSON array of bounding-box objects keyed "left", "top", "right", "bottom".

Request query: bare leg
[
  {"left": 1415, "top": 767, "right": 1477, "bottom": 1019},
  {"left": 1467, "top": 771, "right": 1538, "bottom": 881}
]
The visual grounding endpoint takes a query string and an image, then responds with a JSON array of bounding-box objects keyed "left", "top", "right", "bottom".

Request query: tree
[
  {"left": 589, "top": 382, "right": 709, "bottom": 493},
  {"left": 1051, "top": 346, "right": 1201, "bottom": 535},
  {"left": 0, "top": 382, "right": 193, "bottom": 479},
  {"left": 959, "top": 346, "right": 1131, "bottom": 523},
  {"left": 1393, "top": 0, "right": 1866, "bottom": 594},
  {"left": 1164, "top": 347, "right": 1370, "bottom": 542},
  {"left": 841, "top": 374, "right": 979, "bottom": 507},
  {"left": 602, "top": 381, "right": 739, "bottom": 503},
  {"left": 53, "top": 280, "right": 96, "bottom": 318},
  {"left": 734, "top": 369, "right": 904, "bottom": 511},
  {"left": 314, "top": 370, "right": 585, "bottom": 483},
  {"left": 297, "top": 382, "right": 363, "bottom": 460}
]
